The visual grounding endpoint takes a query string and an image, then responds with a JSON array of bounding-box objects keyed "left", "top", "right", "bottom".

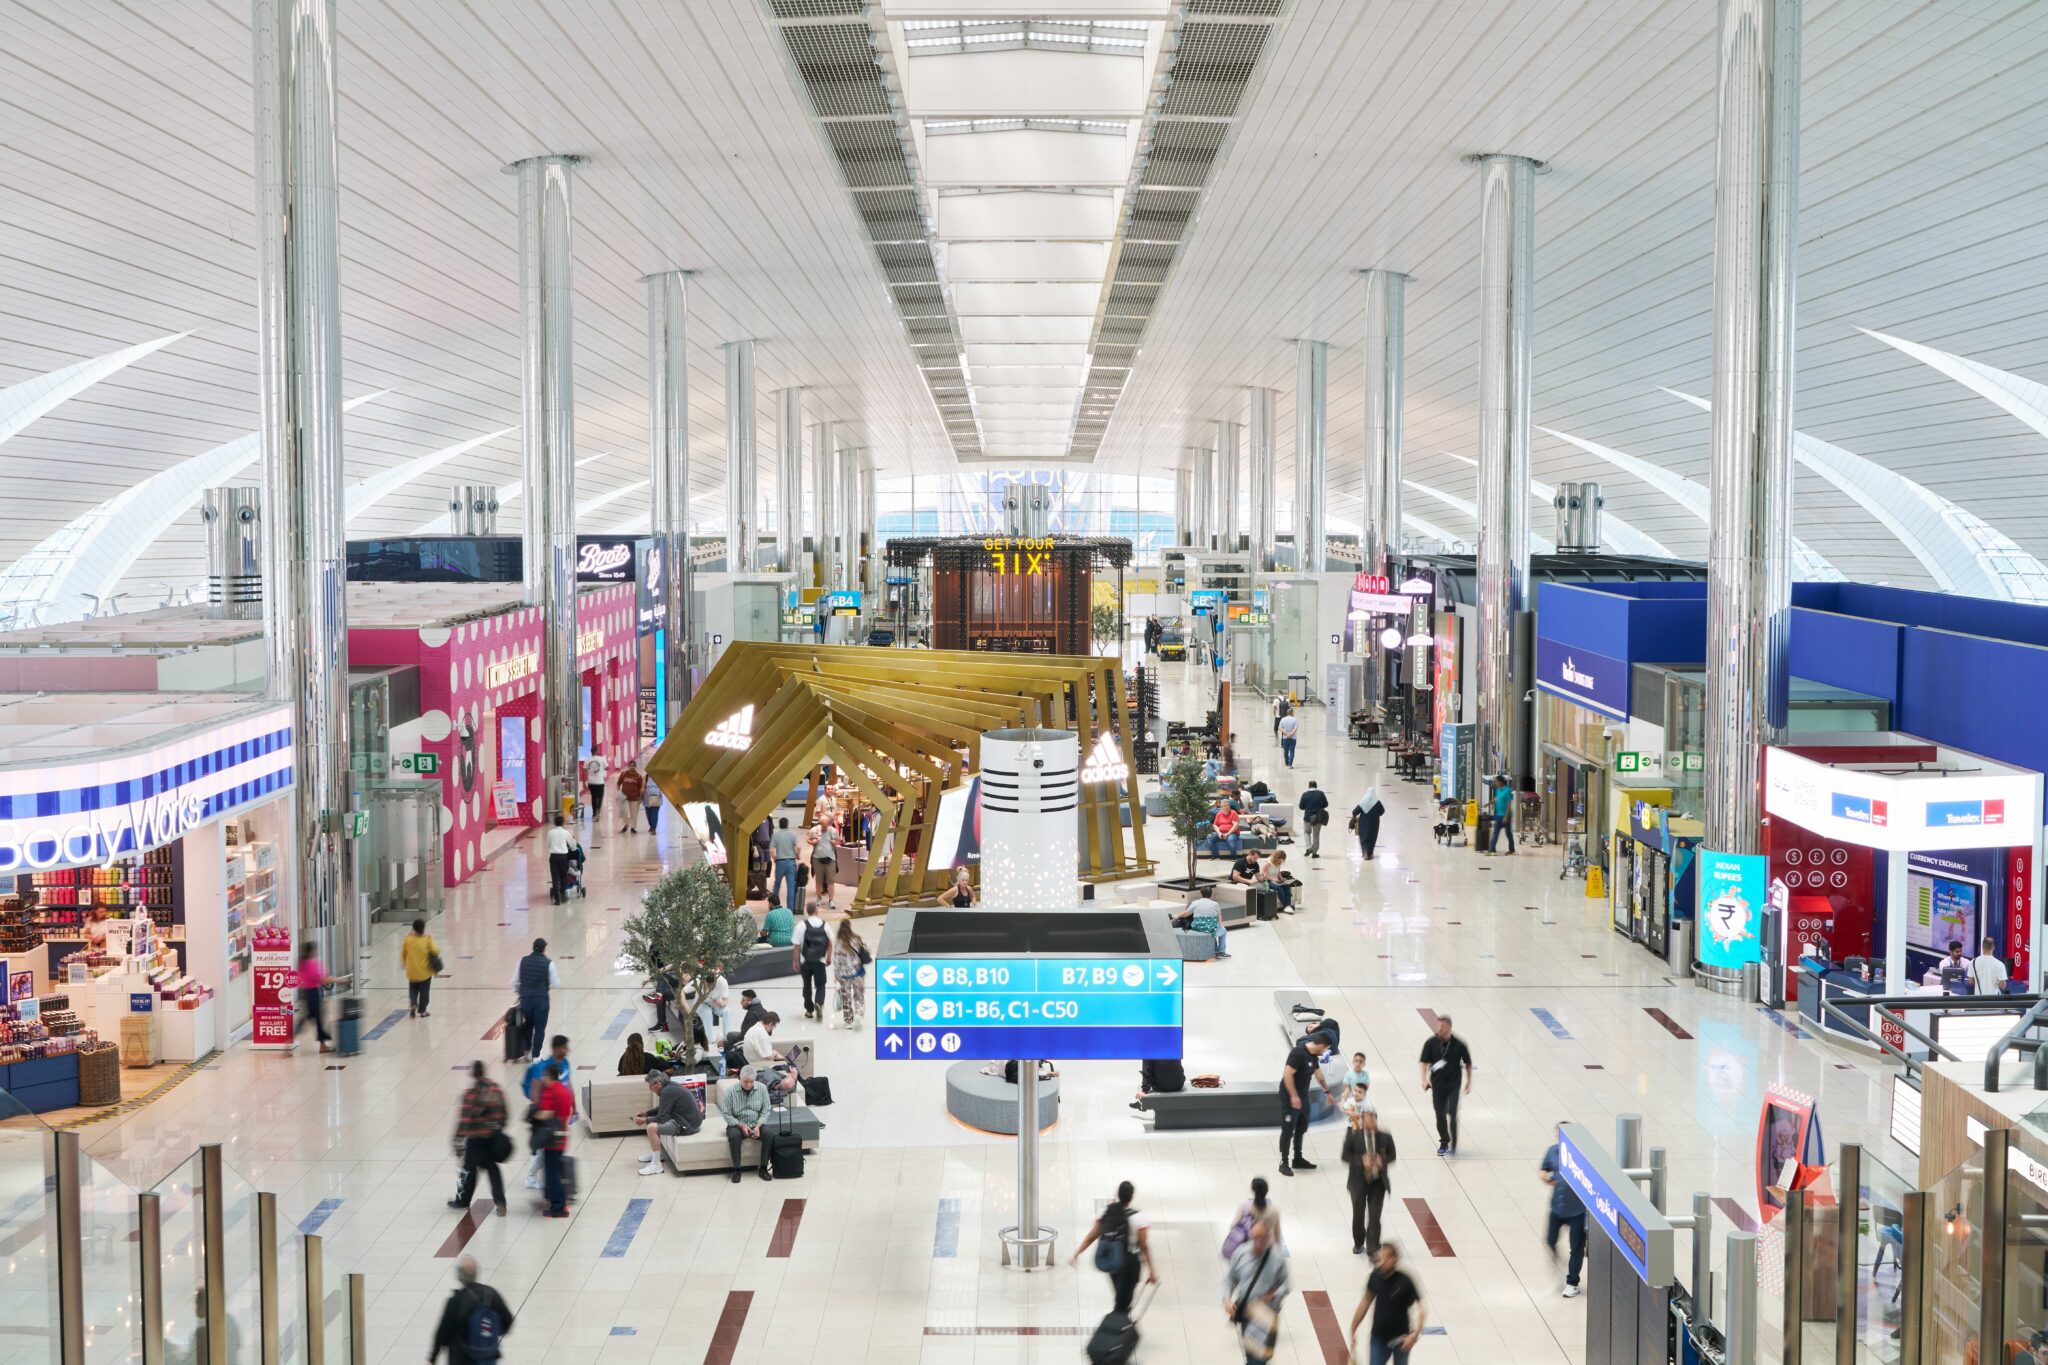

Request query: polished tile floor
[{"left": 73, "top": 652, "right": 1915, "bottom": 1364}]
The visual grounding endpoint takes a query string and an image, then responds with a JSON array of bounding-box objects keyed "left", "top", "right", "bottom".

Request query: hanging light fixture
[{"left": 1379, "top": 626, "right": 1403, "bottom": 649}]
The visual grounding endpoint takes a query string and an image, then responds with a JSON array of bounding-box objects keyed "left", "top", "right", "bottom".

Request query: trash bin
[
  {"left": 336, "top": 995, "right": 364, "bottom": 1056},
  {"left": 1667, "top": 917, "right": 1694, "bottom": 976},
  {"left": 1287, "top": 672, "right": 1310, "bottom": 704}
]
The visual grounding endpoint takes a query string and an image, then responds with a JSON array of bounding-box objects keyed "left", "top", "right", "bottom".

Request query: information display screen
[
  {"left": 1905, "top": 868, "right": 1981, "bottom": 953},
  {"left": 873, "top": 955, "right": 1182, "bottom": 1061},
  {"left": 924, "top": 779, "right": 981, "bottom": 869},
  {"left": 680, "top": 802, "right": 727, "bottom": 866}
]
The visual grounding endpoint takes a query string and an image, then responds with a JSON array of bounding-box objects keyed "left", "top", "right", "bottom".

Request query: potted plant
[
  {"left": 621, "top": 863, "right": 759, "bottom": 1070},
  {"left": 1157, "top": 751, "right": 1218, "bottom": 895},
  {"left": 1090, "top": 599, "right": 1123, "bottom": 654}
]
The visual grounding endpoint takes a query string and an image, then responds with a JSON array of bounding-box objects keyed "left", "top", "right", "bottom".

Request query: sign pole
[{"left": 1008, "top": 1066, "right": 1049, "bottom": 1269}]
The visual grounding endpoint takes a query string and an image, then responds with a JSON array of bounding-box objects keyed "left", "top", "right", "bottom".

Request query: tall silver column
[
  {"left": 1174, "top": 467, "right": 1194, "bottom": 547},
  {"left": 512, "top": 153, "right": 582, "bottom": 816},
  {"left": 1189, "top": 445, "right": 1214, "bottom": 551},
  {"left": 811, "top": 419, "right": 836, "bottom": 589},
  {"left": 1294, "top": 340, "right": 1328, "bottom": 572},
  {"left": 1247, "top": 387, "right": 1277, "bottom": 570},
  {"left": 253, "top": 0, "right": 354, "bottom": 975},
  {"left": 1471, "top": 153, "right": 1539, "bottom": 785},
  {"left": 836, "top": 442, "right": 860, "bottom": 592},
  {"left": 724, "top": 341, "right": 757, "bottom": 573},
  {"left": 646, "top": 269, "right": 694, "bottom": 719},
  {"left": 1215, "top": 419, "right": 1242, "bottom": 553},
  {"left": 858, "top": 455, "right": 878, "bottom": 597},
  {"left": 775, "top": 388, "right": 804, "bottom": 575},
  {"left": 1704, "top": 0, "right": 1801, "bottom": 855},
  {"left": 1360, "top": 270, "right": 1407, "bottom": 711}
]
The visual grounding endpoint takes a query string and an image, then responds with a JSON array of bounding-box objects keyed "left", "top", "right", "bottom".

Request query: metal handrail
[
  {"left": 1984, "top": 995, "right": 2048, "bottom": 1092},
  {"left": 1801, "top": 977, "right": 2044, "bottom": 1080}
]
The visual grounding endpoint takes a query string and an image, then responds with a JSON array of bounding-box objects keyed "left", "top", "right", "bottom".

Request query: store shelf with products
[
  {"left": 223, "top": 832, "right": 280, "bottom": 983},
  {"left": 11, "top": 844, "right": 187, "bottom": 970}
]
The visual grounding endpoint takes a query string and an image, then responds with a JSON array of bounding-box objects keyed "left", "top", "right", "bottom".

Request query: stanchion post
[
  {"left": 1616, "top": 1114, "right": 1643, "bottom": 1171},
  {"left": 304, "top": 1234, "right": 326, "bottom": 1365},
  {"left": 200, "top": 1144, "right": 228, "bottom": 1365},
  {"left": 1725, "top": 1230, "right": 1759, "bottom": 1365},
  {"left": 1782, "top": 1188, "right": 1806, "bottom": 1365},
  {"left": 54, "top": 1131, "right": 85, "bottom": 1365},
  {"left": 1690, "top": 1192, "right": 1714, "bottom": 1326},
  {"left": 348, "top": 1272, "right": 367, "bottom": 1365},
  {"left": 139, "top": 1190, "right": 165, "bottom": 1365},
  {"left": 1835, "top": 1144, "right": 1860, "bottom": 1365},
  {"left": 258, "top": 1191, "right": 280, "bottom": 1365},
  {"left": 1647, "top": 1146, "right": 1668, "bottom": 1213}
]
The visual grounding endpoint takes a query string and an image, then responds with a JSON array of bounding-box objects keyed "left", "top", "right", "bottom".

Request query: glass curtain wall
[{"left": 874, "top": 471, "right": 1175, "bottom": 561}]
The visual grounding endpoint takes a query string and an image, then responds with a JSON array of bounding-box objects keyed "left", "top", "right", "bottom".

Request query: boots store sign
[
  {"left": 0, "top": 706, "right": 293, "bottom": 873},
  {"left": 575, "top": 537, "right": 639, "bottom": 583}
]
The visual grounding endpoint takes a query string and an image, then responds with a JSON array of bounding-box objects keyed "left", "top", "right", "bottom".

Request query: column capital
[
  {"left": 1460, "top": 151, "right": 1549, "bottom": 172},
  {"left": 503, "top": 153, "right": 588, "bottom": 174}
]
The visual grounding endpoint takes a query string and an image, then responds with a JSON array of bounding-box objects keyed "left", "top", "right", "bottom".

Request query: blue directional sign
[
  {"left": 872, "top": 956, "right": 1183, "bottom": 1061},
  {"left": 1554, "top": 1122, "right": 1674, "bottom": 1286}
]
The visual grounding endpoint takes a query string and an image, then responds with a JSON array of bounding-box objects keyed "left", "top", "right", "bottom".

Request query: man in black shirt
[
  {"left": 1277, "top": 1033, "right": 1330, "bottom": 1175},
  {"left": 1349, "top": 1241, "right": 1427, "bottom": 1364},
  {"left": 1297, "top": 781, "right": 1331, "bottom": 857},
  {"left": 1417, "top": 1015, "right": 1473, "bottom": 1156}
]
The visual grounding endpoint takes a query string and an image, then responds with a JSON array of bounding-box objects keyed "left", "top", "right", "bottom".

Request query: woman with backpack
[
  {"left": 1069, "top": 1180, "right": 1157, "bottom": 1315},
  {"left": 1219, "top": 1177, "right": 1277, "bottom": 1261},
  {"left": 831, "top": 920, "right": 871, "bottom": 1029}
]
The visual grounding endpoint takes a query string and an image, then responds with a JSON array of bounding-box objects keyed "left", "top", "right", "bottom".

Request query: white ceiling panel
[
  {"left": 957, "top": 316, "right": 1096, "bottom": 345},
  {"left": 937, "top": 190, "right": 1121, "bottom": 241},
  {"left": 893, "top": 50, "right": 1150, "bottom": 120},
  {"left": 952, "top": 282, "right": 1103, "bottom": 315},
  {"left": 920, "top": 127, "right": 1135, "bottom": 187},
  {"left": 945, "top": 240, "right": 1112, "bottom": 280},
  {"left": 966, "top": 344, "right": 1092, "bottom": 368}
]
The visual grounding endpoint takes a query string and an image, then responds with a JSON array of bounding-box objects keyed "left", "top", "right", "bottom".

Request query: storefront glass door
[{"left": 356, "top": 779, "right": 443, "bottom": 921}]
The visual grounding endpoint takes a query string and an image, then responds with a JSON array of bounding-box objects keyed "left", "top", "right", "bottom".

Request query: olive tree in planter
[
  {"left": 621, "top": 863, "right": 758, "bottom": 1069},
  {"left": 1090, "top": 599, "right": 1123, "bottom": 655},
  {"left": 1158, "top": 751, "right": 1217, "bottom": 894}
]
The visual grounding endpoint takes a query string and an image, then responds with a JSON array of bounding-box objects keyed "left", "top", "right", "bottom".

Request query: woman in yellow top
[{"left": 401, "top": 917, "right": 440, "bottom": 1018}]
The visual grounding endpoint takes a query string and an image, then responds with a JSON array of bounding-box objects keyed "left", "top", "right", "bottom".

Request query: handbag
[
  {"left": 799, "top": 1074, "right": 834, "bottom": 1106},
  {"left": 1237, "top": 1297, "right": 1279, "bottom": 1361},
  {"left": 488, "top": 1129, "right": 513, "bottom": 1163},
  {"left": 427, "top": 951, "right": 445, "bottom": 975}
]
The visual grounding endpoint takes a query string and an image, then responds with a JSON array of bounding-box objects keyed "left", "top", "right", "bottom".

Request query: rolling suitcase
[
  {"left": 1085, "top": 1283, "right": 1154, "bottom": 1365},
  {"left": 501, "top": 1006, "right": 528, "bottom": 1063},
  {"left": 767, "top": 1109, "right": 805, "bottom": 1179}
]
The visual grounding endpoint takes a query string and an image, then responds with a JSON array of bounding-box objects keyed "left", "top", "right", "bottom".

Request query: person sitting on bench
[{"left": 1202, "top": 803, "right": 1244, "bottom": 857}]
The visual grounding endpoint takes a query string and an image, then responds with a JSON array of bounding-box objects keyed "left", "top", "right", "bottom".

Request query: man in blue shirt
[
  {"left": 1539, "top": 1131, "right": 1587, "bottom": 1297},
  {"left": 1488, "top": 776, "right": 1516, "bottom": 854}
]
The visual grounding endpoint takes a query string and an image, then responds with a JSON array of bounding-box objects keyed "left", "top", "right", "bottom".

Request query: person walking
[
  {"left": 447, "top": 1061, "right": 509, "bottom": 1217},
  {"left": 295, "top": 941, "right": 331, "bottom": 1051},
  {"left": 510, "top": 939, "right": 559, "bottom": 1062},
  {"left": 402, "top": 918, "right": 440, "bottom": 1018},
  {"left": 1540, "top": 1127, "right": 1588, "bottom": 1297},
  {"left": 429, "top": 1254, "right": 514, "bottom": 1364},
  {"left": 616, "top": 760, "right": 646, "bottom": 832},
  {"left": 1342, "top": 1106, "right": 1396, "bottom": 1255},
  {"left": 1349, "top": 1242, "right": 1427, "bottom": 1365},
  {"left": 1297, "top": 781, "right": 1330, "bottom": 857},
  {"left": 1351, "top": 785, "right": 1386, "bottom": 860},
  {"left": 546, "top": 813, "right": 574, "bottom": 904},
  {"left": 1219, "top": 1177, "right": 1275, "bottom": 1260},
  {"left": 520, "top": 1038, "right": 571, "bottom": 1190},
  {"left": 1222, "top": 1211, "right": 1291, "bottom": 1364},
  {"left": 1417, "top": 1015, "right": 1474, "bottom": 1156},
  {"left": 584, "top": 750, "right": 608, "bottom": 822},
  {"left": 809, "top": 821, "right": 839, "bottom": 913},
  {"left": 531, "top": 1061, "right": 575, "bottom": 1217},
  {"left": 832, "top": 920, "right": 870, "bottom": 1029},
  {"left": 770, "top": 818, "right": 801, "bottom": 911},
  {"left": 1277, "top": 1030, "right": 1330, "bottom": 1176},
  {"left": 633, "top": 1070, "right": 703, "bottom": 1177},
  {"left": 1278, "top": 708, "right": 1300, "bottom": 768},
  {"left": 643, "top": 779, "right": 663, "bottom": 832},
  {"left": 1070, "top": 1180, "right": 1156, "bottom": 1314},
  {"left": 1488, "top": 774, "right": 1516, "bottom": 854},
  {"left": 795, "top": 911, "right": 832, "bottom": 1021}
]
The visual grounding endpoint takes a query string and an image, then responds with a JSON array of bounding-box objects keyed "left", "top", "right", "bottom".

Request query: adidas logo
[
  {"left": 1079, "top": 732, "right": 1129, "bottom": 785},
  {"left": 705, "top": 705, "right": 755, "bottom": 751}
]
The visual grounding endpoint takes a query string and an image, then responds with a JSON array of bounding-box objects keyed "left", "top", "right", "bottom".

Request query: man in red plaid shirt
[{"left": 449, "top": 1060, "right": 509, "bottom": 1216}]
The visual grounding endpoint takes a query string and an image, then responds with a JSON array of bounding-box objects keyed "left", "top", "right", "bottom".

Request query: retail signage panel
[
  {"left": 485, "top": 652, "right": 538, "bottom": 689},
  {"left": 1697, "top": 849, "right": 1767, "bottom": 970},
  {"left": 575, "top": 537, "right": 638, "bottom": 583},
  {"left": 1889, "top": 1076, "right": 1922, "bottom": 1157},
  {"left": 0, "top": 706, "right": 292, "bottom": 874},
  {"left": 250, "top": 924, "right": 295, "bottom": 1050},
  {"left": 1347, "top": 591, "right": 1413, "bottom": 617},
  {"left": 636, "top": 543, "right": 668, "bottom": 632},
  {"left": 1533, "top": 638, "right": 1628, "bottom": 720},
  {"left": 1189, "top": 589, "right": 1228, "bottom": 617},
  {"left": 1554, "top": 1122, "right": 1673, "bottom": 1286},
  {"left": 822, "top": 591, "right": 862, "bottom": 617},
  {"left": 872, "top": 956, "right": 1183, "bottom": 1061},
  {"left": 1765, "top": 747, "right": 2042, "bottom": 852}
]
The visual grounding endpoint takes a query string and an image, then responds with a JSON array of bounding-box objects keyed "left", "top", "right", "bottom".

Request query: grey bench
[
  {"left": 1175, "top": 928, "right": 1217, "bottom": 961},
  {"left": 1274, "top": 989, "right": 1321, "bottom": 1042},
  {"left": 945, "top": 1062, "right": 1061, "bottom": 1134},
  {"left": 1138, "top": 1082, "right": 1274, "bottom": 1130}
]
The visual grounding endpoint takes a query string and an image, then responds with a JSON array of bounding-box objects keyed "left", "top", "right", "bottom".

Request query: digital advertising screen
[
  {"left": 1905, "top": 868, "right": 1982, "bottom": 953},
  {"left": 681, "top": 802, "right": 727, "bottom": 866},
  {"left": 1189, "top": 589, "right": 1228, "bottom": 617},
  {"left": 925, "top": 778, "right": 982, "bottom": 869}
]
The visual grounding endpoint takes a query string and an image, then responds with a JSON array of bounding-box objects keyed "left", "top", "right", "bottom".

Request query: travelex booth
[{"left": 1534, "top": 581, "right": 2048, "bottom": 1012}]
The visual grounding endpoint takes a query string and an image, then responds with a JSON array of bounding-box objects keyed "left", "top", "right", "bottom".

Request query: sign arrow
[
  {"left": 880, "top": 1030, "right": 905, "bottom": 1053},
  {"left": 880, "top": 964, "right": 904, "bottom": 986},
  {"left": 880, "top": 999, "right": 904, "bottom": 1020},
  {"left": 1155, "top": 963, "right": 1178, "bottom": 987}
]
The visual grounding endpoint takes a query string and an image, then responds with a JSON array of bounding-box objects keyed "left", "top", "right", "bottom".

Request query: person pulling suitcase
[{"left": 1070, "top": 1181, "right": 1157, "bottom": 1363}]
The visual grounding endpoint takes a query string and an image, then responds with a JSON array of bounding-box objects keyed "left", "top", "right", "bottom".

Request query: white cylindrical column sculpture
[{"left": 978, "top": 728, "right": 1080, "bottom": 911}]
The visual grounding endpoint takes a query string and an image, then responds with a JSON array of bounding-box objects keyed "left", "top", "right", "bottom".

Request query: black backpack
[
  {"left": 463, "top": 1289, "right": 505, "bottom": 1361},
  {"left": 803, "top": 921, "right": 831, "bottom": 964},
  {"left": 1094, "top": 1203, "right": 1132, "bottom": 1273}
]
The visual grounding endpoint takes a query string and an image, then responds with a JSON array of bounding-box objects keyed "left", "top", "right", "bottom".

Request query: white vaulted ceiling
[
  {"left": 0, "top": 0, "right": 955, "bottom": 619},
  {"left": 6, "top": 0, "right": 2048, "bottom": 613},
  {"left": 1104, "top": 0, "right": 2048, "bottom": 593}
]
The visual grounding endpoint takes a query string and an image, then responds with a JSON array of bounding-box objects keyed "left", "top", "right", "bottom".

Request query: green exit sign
[
  {"left": 396, "top": 752, "right": 440, "bottom": 775},
  {"left": 348, "top": 810, "right": 369, "bottom": 839},
  {"left": 1615, "top": 751, "right": 1642, "bottom": 774}
]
